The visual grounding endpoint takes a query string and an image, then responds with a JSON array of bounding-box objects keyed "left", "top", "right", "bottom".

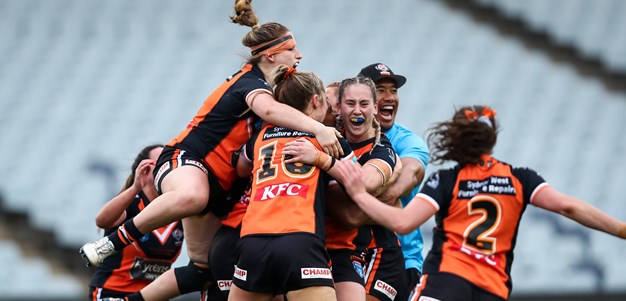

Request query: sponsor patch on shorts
[
  {"left": 217, "top": 280, "right": 232, "bottom": 291},
  {"left": 234, "top": 266, "right": 247, "bottom": 281},
  {"left": 418, "top": 297, "right": 442, "bottom": 301},
  {"left": 184, "top": 158, "right": 208, "bottom": 175},
  {"left": 374, "top": 279, "right": 398, "bottom": 300},
  {"left": 154, "top": 161, "right": 170, "bottom": 184},
  {"left": 301, "top": 267, "right": 332, "bottom": 279},
  {"left": 352, "top": 260, "right": 364, "bottom": 278}
]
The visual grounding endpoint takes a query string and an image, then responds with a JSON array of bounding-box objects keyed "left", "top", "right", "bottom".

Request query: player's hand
[
  {"left": 283, "top": 138, "right": 318, "bottom": 164},
  {"left": 133, "top": 159, "right": 156, "bottom": 191},
  {"left": 314, "top": 126, "right": 343, "bottom": 158},
  {"left": 334, "top": 159, "right": 367, "bottom": 197}
]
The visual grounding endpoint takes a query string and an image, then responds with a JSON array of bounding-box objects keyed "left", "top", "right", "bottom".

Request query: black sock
[
  {"left": 125, "top": 291, "right": 145, "bottom": 301},
  {"left": 108, "top": 219, "right": 144, "bottom": 251}
]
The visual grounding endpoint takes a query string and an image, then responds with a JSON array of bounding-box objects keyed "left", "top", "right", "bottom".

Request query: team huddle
[{"left": 80, "top": 1, "right": 626, "bottom": 301}]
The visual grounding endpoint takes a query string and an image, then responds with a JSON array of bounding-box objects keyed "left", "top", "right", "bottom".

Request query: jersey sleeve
[
  {"left": 368, "top": 137, "right": 398, "bottom": 172},
  {"left": 338, "top": 137, "right": 355, "bottom": 161},
  {"left": 236, "top": 74, "right": 273, "bottom": 106},
  {"left": 512, "top": 167, "right": 548, "bottom": 204},
  {"left": 417, "top": 169, "right": 457, "bottom": 211},
  {"left": 243, "top": 132, "right": 258, "bottom": 163}
]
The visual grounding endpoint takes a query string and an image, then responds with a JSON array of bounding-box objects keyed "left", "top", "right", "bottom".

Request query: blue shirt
[{"left": 384, "top": 123, "right": 429, "bottom": 271}]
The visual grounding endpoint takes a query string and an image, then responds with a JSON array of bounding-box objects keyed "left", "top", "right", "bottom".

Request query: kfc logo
[{"left": 254, "top": 182, "right": 309, "bottom": 201}]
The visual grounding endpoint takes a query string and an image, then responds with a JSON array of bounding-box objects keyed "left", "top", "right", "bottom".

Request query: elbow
[
  {"left": 393, "top": 214, "right": 417, "bottom": 235},
  {"left": 395, "top": 223, "right": 414, "bottom": 235},
  {"left": 95, "top": 217, "right": 111, "bottom": 229},
  {"left": 559, "top": 203, "right": 578, "bottom": 219},
  {"left": 337, "top": 211, "right": 368, "bottom": 229},
  {"left": 343, "top": 215, "right": 365, "bottom": 229}
]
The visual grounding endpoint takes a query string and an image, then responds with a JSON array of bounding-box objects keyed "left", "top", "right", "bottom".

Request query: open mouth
[
  {"left": 379, "top": 105, "right": 395, "bottom": 118},
  {"left": 350, "top": 117, "right": 366, "bottom": 126}
]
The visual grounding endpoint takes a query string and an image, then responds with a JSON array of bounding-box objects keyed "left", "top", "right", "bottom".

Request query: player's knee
[
  {"left": 173, "top": 189, "right": 208, "bottom": 215},
  {"left": 174, "top": 260, "right": 214, "bottom": 294}
]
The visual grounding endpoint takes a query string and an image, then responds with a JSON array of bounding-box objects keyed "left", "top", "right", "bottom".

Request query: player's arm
[
  {"left": 325, "top": 185, "right": 370, "bottom": 229},
  {"left": 235, "top": 142, "right": 254, "bottom": 178},
  {"left": 333, "top": 160, "right": 437, "bottom": 234},
  {"left": 95, "top": 159, "right": 155, "bottom": 228},
  {"left": 378, "top": 157, "right": 424, "bottom": 204},
  {"left": 533, "top": 186, "right": 626, "bottom": 239},
  {"left": 247, "top": 92, "right": 343, "bottom": 157}
]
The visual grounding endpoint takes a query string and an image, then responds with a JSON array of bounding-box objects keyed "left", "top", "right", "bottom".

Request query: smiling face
[
  {"left": 340, "top": 83, "right": 377, "bottom": 143},
  {"left": 374, "top": 79, "right": 399, "bottom": 131}
]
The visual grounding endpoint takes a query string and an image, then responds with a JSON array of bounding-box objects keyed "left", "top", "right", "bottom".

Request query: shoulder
[
  {"left": 232, "top": 65, "right": 273, "bottom": 93},
  {"left": 386, "top": 123, "right": 426, "bottom": 145},
  {"left": 511, "top": 165, "right": 546, "bottom": 183}
]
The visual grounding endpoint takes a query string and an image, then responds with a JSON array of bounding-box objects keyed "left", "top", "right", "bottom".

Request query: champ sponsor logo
[
  {"left": 234, "top": 266, "right": 247, "bottom": 281},
  {"left": 374, "top": 279, "right": 397, "bottom": 300},
  {"left": 217, "top": 280, "right": 232, "bottom": 291},
  {"left": 184, "top": 159, "right": 208, "bottom": 175},
  {"left": 254, "top": 182, "right": 309, "bottom": 201},
  {"left": 301, "top": 268, "right": 332, "bottom": 279}
]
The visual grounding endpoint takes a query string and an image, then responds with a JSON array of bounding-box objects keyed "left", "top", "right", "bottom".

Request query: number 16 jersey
[{"left": 241, "top": 125, "right": 354, "bottom": 240}]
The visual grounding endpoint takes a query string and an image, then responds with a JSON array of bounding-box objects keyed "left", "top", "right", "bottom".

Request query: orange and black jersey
[
  {"left": 240, "top": 124, "right": 354, "bottom": 240},
  {"left": 326, "top": 135, "right": 398, "bottom": 251},
  {"left": 221, "top": 177, "right": 252, "bottom": 229},
  {"left": 89, "top": 192, "right": 184, "bottom": 294},
  {"left": 166, "top": 64, "right": 269, "bottom": 191},
  {"left": 418, "top": 155, "right": 548, "bottom": 300}
]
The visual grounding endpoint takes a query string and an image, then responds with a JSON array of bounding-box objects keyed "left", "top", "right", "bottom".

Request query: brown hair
[
  {"left": 272, "top": 65, "right": 324, "bottom": 113},
  {"left": 120, "top": 144, "right": 163, "bottom": 194},
  {"left": 326, "top": 81, "right": 341, "bottom": 89},
  {"left": 231, "top": 0, "right": 290, "bottom": 64},
  {"left": 337, "top": 76, "right": 381, "bottom": 152},
  {"left": 427, "top": 105, "right": 498, "bottom": 166}
]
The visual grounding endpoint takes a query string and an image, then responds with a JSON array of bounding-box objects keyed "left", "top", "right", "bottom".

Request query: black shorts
[
  {"left": 204, "top": 225, "right": 241, "bottom": 301},
  {"left": 329, "top": 249, "right": 366, "bottom": 285},
  {"left": 415, "top": 272, "right": 506, "bottom": 301},
  {"left": 233, "top": 233, "right": 334, "bottom": 295},
  {"left": 154, "top": 146, "right": 234, "bottom": 217},
  {"left": 364, "top": 247, "right": 409, "bottom": 301}
]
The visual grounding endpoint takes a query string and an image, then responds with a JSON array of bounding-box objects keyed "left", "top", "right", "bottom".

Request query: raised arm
[
  {"left": 533, "top": 186, "right": 626, "bottom": 239},
  {"left": 248, "top": 92, "right": 343, "bottom": 157},
  {"left": 95, "top": 159, "right": 155, "bottom": 229}
]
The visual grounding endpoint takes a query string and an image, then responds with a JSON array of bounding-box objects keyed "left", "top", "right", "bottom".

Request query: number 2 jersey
[
  {"left": 240, "top": 125, "right": 354, "bottom": 240},
  {"left": 418, "top": 155, "right": 548, "bottom": 300}
]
